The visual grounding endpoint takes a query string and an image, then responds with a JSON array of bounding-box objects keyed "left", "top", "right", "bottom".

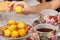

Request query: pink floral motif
[
  {"left": 43, "top": 16, "right": 59, "bottom": 25},
  {"left": 45, "top": 19, "right": 54, "bottom": 24}
]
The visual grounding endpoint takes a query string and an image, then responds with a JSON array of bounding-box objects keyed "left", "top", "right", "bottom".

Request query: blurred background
[{"left": 4, "top": 0, "right": 52, "bottom": 2}]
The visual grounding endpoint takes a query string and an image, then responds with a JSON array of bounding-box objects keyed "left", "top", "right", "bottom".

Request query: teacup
[
  {"left": 34, "top": 24, "right": 58, "bottom": 40},
  {"left": 39, "top": 9, "right": 59, "bottom": 26}
]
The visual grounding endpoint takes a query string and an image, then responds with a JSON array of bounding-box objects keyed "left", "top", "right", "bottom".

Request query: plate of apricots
[{"left": 0, "top": 19, "right": 31, "bottom": 40}]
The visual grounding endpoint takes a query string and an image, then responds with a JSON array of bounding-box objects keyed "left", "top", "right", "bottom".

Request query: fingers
[
  {"left": 8, "top": 1, "right": 16, "bottom": 8},
  {"left": 13, "top": 1, "right": 30, "bottom": 14},
  {"left": 8, "top": 1, "right": 17, "bottom": 12},
  {"left": 13, "top": 1, "right": 27, "bottom": 10},
  {"left": 8, "top": 1, "right": 30, "bottom": 15}
]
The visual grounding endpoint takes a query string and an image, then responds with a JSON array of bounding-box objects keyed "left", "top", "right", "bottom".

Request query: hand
[{"left": 8, "top": 1, "right": 34, "bottom": 15}]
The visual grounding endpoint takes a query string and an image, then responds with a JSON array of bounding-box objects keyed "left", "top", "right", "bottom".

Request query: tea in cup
[{"left": 34, "top": 24, "right": 58, "bottom": 40}]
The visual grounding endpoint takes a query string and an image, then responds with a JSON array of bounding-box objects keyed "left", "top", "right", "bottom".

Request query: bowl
[
  {"left": 0, "top": 24, "right": 31, "bottom": 40},
  {"left": 0, "top": 11, "right": 32, "bottom": 40}
]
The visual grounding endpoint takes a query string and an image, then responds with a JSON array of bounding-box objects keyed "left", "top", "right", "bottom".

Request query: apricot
[
  {"left": 11, "top": 31, "right": 19, "bottom": 38},
  {"left": 4, "top": 29, "right": 11, "bottom": 37},
  {"left": 15, "top": 6, "right": 22, "bottom": 14},
  {"left": 18, "top": 29, "right": 27, "bottom": 37}
]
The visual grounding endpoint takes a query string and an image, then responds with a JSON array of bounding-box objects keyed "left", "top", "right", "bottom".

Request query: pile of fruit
[{"left": 0, "top": 19, "right": 29, "bottom": 38}]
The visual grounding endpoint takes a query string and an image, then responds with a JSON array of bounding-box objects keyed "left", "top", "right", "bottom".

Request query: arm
[
  {"left": 8, "top": 1, "right": 60, "bottom": 15},
  {"left": 30, "top": 1, "right": 60, "bottom": 14}
]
